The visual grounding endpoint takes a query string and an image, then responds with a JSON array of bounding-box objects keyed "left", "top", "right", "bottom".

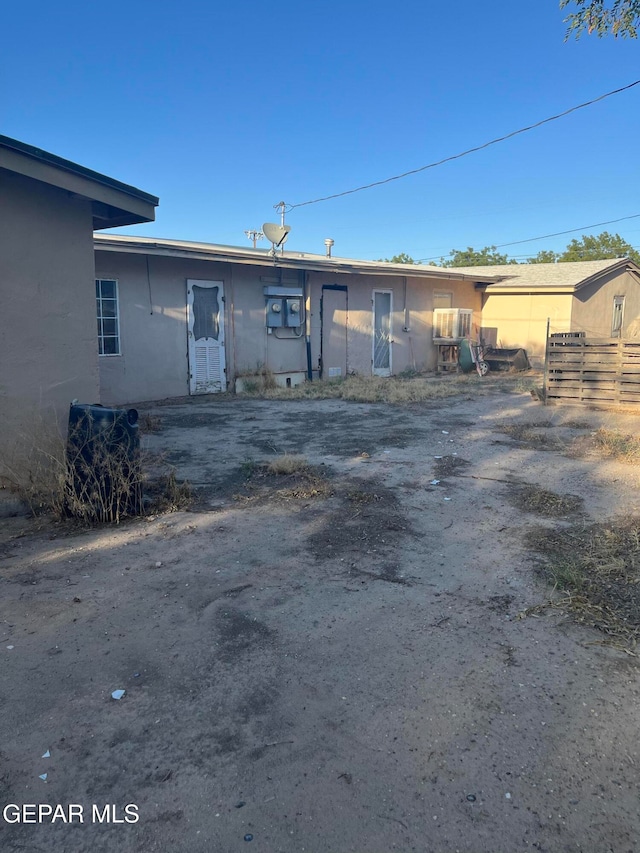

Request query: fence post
[
  {"left": 615, "top": 338, "right": 623, "bottom": 406},
  {"left": 542, "top": 317, "right": 550, "bottom": 404}
]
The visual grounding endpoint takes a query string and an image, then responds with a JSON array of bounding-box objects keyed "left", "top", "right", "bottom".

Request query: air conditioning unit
[{"left": 433, "top": 308, "right": 473, "bottom": 341}]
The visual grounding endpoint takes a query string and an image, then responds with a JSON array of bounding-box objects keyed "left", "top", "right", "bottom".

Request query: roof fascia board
[
  {"left": 0, "top": 146, "right": 157, "bottom": 226},
  {"left": 484, "top": 285, "right": 576, "bottom": 294},
  {"left": 572, "top": 259, "right": 630, "bottom": 291},
  {"left": 94, "top": 237, "right": 500, "bottom": 282},
  {"left": 0, "top": 136, "right": 158, "bottom": 204}
]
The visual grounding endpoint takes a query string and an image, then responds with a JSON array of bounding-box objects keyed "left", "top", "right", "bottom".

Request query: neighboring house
[
  {"left": 0, "top": 136, "right": 158, "bottom": 474},
  {"left": 93, "top": 235, "right": 496, "bottom": 404},
  {"left": 458, "top": 258, "right": 640, "bottom": 366}
]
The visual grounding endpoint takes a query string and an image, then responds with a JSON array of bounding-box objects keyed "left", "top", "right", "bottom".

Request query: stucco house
[
  {"left": 463, "top": 258, "right": 640, "bottom": 366},
  {"left": 93, "top": 234, "right": 497, "bottom": 404},
  {"left": 0, "top": 136, "right": 158, "bottom": 473}
]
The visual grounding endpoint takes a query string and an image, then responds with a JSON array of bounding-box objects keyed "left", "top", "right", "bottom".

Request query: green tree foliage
[
  {"left": 561, "top": 0, "right": 640, "bottom": 38},
  {"left": 439, "top": 246, "right": 517, "bottom": 267},
  {"left": 408, "top": 232, "right": 637, "bottom": 267},
  {"left": 558, "top": 231, "right": 640, "bottom": 263},
  {"left": 377, "top": 253, "right": 418, "bottom": 264},
  {"left": 526, "top": 250, "right": 560, "bottom": 264}
]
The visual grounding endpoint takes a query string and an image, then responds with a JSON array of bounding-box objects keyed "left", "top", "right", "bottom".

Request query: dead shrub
[{"left": 2, "top": 416, "right": 190, "bottom": 525}]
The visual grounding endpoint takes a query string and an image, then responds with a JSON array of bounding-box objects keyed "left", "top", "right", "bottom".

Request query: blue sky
[{"left": 3, "top": 0, "right": 639, "bottom": 261}]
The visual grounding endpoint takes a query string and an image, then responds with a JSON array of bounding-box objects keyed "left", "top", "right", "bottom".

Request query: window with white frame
[
  {"left": 611, "top": 295, "right": 625, "bottom": 338},
  {"left": 96, "top": 279, "right": 120, "bottom": 355}
]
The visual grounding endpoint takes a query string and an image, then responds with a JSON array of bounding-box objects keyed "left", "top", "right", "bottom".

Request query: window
[
  {"left": 612, "top": 295, "right": 625, "bottom": 338},
  {"left": 433, "top": 292, "right": 453, "bottom": 310},
  {"left": 96, "top": 279, "right": 120, "bottom": 355}
]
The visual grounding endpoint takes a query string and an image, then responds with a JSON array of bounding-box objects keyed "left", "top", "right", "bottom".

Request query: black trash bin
[{"left": 66, "top": 403, "right": 141, "bottom": 521}]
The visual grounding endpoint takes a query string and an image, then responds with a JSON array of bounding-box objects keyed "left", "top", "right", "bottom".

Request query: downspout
[
  {"left": 229, "top": 263, "right": 237, "bottom": 390},
  {"left": 305, "top": 271, "right": 313, "bottom": 381},
  {"left": 402, "top": 276, "right": 409, "bottom": 331}
]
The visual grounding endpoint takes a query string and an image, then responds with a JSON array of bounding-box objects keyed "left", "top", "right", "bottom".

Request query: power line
[
  {"left": 286, "top": 79, "right": 640, "bottom": 211},
  {"left": 494, "top": 213, "right": 640, "bottom": 248},
  {"left": 413, "top": 216, "right": 640, "bottom": 263}
]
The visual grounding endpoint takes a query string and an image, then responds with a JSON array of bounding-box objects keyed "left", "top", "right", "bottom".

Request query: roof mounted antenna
[
  {"left": 263, "top": 201, "right": 291, "bottom": 258},
  {"left": 244, "top": 229, "right": 264, "bottom": 248}
]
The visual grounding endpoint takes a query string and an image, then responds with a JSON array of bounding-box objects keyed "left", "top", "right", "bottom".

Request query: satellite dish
[{"left": 263, "top": 222, "right": 291, "bottom": 248}]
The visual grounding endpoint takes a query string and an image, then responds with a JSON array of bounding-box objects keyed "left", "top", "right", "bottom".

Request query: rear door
[
  {"left": 372, "top": 290, "right": 392, "bottom": 376},
  {"left": 187, "top": 280, "right": 227, "bottom": 394},
  {"left": 321, "top": 285, "right": 348, "bottom": 378}
]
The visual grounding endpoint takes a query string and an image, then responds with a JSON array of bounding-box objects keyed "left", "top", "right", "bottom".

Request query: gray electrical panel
[{"left": 264, "top": 286, "right": 304, "bottom": 329}]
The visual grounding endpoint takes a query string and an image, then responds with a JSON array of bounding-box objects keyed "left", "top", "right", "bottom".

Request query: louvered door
[{"left": 187, "top": 280, "right": 226, "bottom": 394}]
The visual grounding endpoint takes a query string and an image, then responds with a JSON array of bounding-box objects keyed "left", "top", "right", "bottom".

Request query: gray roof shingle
[{"left": 451, "top": 258, "right": 632, "bottom": 290}]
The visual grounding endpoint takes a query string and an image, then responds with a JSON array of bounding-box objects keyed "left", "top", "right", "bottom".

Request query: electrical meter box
[{"left": 264, "top": 286, "right": 305, "bottom": 328}]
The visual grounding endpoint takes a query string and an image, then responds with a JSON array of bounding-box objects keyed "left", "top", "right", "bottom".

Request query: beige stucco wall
[
  {"left": 571, "top": 269, "right": 640, "bottom": 337},
  {"left": 0, "top": 169, "right": 99, "bottom": 472},
  {"left": 230, "top": 266, "right": 307, "bottom": 378},
  {"left": 93, "top": 252, "right": 483, "bottom": 403},
  {"left": 94, "top": 253, "right": 310, "bottom": 404},
  {"left": 96, "top": 252, "right": 198, "bottom": 404},
  {"left": 480, "top": 291, "right": 573, "bottom": 366},
  {"left": 308, "top": 272, "right": 481, "bottom": 375}
]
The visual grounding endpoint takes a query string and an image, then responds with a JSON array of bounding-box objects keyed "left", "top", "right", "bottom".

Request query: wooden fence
[{"left": 544, "top": 336, "right": 640, "bottom": 408}]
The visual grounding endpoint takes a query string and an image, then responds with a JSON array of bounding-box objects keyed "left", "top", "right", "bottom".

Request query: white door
[
  {"left": 372, "top": 290, "right": 392, "bottom": 376},
  {"left": 187, "top": 280, "right": 227, "bottom": 394}
]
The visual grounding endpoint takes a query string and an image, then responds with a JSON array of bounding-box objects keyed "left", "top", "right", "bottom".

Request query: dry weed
[
  {"left": 233, "top": 458, "right": 332, "bottom": 503},
  {"left": 499, "top": 422, "right": 559, "bottom": 448},
  {"left": 592, "top": 429, "right": 640, "bottom": 463},
  {"left": 512, "top": 485, "right": 583, "bottom": 517},
  {"left": 237, "top": 364, "right": 278, "bottom": 394},
  {"left": 138, "top": 412, "right": 163, "bottom": 433},
  {"left": 524, "top": 519, "right": 640, "bottom": 650},
  {"left": 253, "top": 372, "right": 539, "bottom": 404},
  {"left": 267, "top": 454, "right": 309, "bottom": 475},
  {"left": 2, "top": 413, "right": 189, "bottom": 524}
]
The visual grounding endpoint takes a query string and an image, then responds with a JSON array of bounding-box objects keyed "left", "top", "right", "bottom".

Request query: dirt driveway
[{"left": 2, "top": 384, "right": 640, "bottom": 853}]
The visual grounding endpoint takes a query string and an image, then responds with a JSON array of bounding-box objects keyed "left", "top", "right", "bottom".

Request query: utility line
[
  {"left": 286, "top": 79, "right": 640, "bottom": 211},
  {"left": 494, "top": 213, "right": 640, "bottom": 247},
  {"left": 414, "top": 213, "right": 640, "bottom": 262}
]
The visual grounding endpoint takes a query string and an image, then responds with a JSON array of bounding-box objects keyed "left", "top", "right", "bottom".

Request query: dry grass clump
[
  {"left": 499, "top": 422, "right": 559, "bottom": 448},
  {"left": 138, "top": 412, "right": 163, "bottom": 433},
  {"left": 264, "top": 375, "right": 468, "bottom": 403},
  {"left": 524, "top": 519, "right": 640, "bottom": 650},
  {"left": 592, "top": 428, "right": 640, "bottom": 463},
  {"left": 255, "top": 373, "right": 538, "bottom": 404},
  {"left": 267, "top": 454, "right": 309, "bottom": 475},
  {"left": 346, "top": 488, "right": 382, "bottom": 504},
  {"left": 512, "top": 484, "right": 583, "bottom": 517},
  {"left": 234, "top": 456, "right": 332, "bottom": 503},
  {"left": 237, "top": 365, "right": 278, "bottom": 394},
  {"left": 3, "top": 418, "right": 190, "bottom": 525},
  {"left": 144, "top": 469, "right": 192, "bottom": 513}
]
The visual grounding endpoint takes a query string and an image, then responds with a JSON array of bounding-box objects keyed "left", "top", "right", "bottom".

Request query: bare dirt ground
[{"left": 2, "top": 380, "right": 640, "bottom": 853}]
